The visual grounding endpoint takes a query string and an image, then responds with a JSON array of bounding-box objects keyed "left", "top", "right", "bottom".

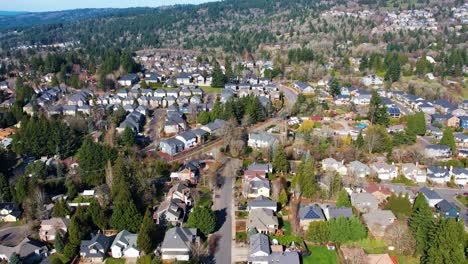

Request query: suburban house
[
  {"left": 247, "top": 163, "right": 273, "bottom": 174},
  {"left": 0, "top": 238, "right": 48, "bottom": 263},
  {"left": 459, "top": 116, "right": 468, "bottom": 129},
  {"left": 425, "top": 144, "right": 452, "bottom": 159},
  {"left": 245, "top": 179, "right": 271, "bottom": 199},
  {"left": 160, "top": 227, "right": 199, "bottom": 262},
  {"left": 118, "top": 74, "right": 139, "bottom": 86},
  {"left": 401, "top": 163, "right": 427, "bottom": 183},
  {"left": 454, "top": 133, "right": 468, "bottom": 149},
  {"left": 200, "top": 119, "right": 226, "bottom": 135},
  {"left": 427, "top": 166, "right": 450, "bottom": 184},
  {"left": 80, "top": 233, "right": 115, "bottom": 263},
  {"left": 248, "top": 132, "right": 278, "bottom": 149},
  {"left": 175, "top": 73, "right": 192, "bottom": 85},
  {"left": 247, "top": 233, "right": 300, "bottom": 264},
  {"left": 435, "top": 199, "right": 460, "bottom": 220},
  {"left": 293, "top": 81, "right": 315, "bottom": 94},
  {"left": 365, "top": 183, "right": 392, "bottom": 203},
  {"left": 347, "top": 161, "right": 371, "bottom": 178},
  {"left": 247, "top": 208, "right": 278, "bottom": 234},
  {"left": 159, "top": 137, "right": 185, "bottom": 156},
  {"left": 0, "top": 202, "right": 21, "bottom": 222},
  {"left": 170, "top": 160, "right": 201, "bottom": 184},
  {"left": 247, "top": 196, "right": 277, "bottom": 212},
  {"left": 298, "top": 204, "right": 325, "bottom": 230},
  {"left": 419, "top": 187, "right": 443, "bottom": 207},
  {"left": 321, "top": 158, "right": 348, "bottom": 175},
  {"left": 362, "top": 75, "right": 383, "bottom": 86},
  {"left": 175, "top": 131, "right": 197, "bottom": 149},
  {"left": 351, "top": 192, "right": 379, "bottom": 213},
  {"left": 363, "top": 210, "right": 396, "bottom": 237},
  {"left": 452, "top": 167, "right": 468, "bottom": 185},
  {"left": 110, "top": 230, "right": 139, "bottom": 258},
  {"left": 323, "top": 206, "right": 353, "bottom": 220},
  {"left": 39, "top": 217, "right": 70, "bottom": 241},
  {"left": 154, "top": 199, "right": 184, "bottom": 225},
  {"left": 168, "top": 182, "right": 193, "bottom": 206},
  {"left": 370, "top": 162, "right": 397, "bottom": 180}
]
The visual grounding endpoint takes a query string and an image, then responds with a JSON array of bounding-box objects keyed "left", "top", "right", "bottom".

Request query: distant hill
[
  {"left": 0, "top": 8, "right": 142, "bottom": 30},
  {"left": 0, "top": 11, "right": 30, "bottom": 16}
]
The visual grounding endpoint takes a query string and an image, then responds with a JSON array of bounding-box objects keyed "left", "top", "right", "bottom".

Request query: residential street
[{"left": 212, "top": 159, "right": 240, "bottom": 264}]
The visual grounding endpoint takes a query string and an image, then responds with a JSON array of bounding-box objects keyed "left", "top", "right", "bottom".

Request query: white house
[
  {"left": 401, "top": 163, "right": 427, "bottom": 183},
  {"left": 321, "top": 158, "right": 348, "bottom": 176},
  {"left": 110, "top": 230, "right": 140, "bottom": 258},
  {"left": 370, "top": 162, "right": 397, "bottom": 180},
  {"left": 248, "top": 132, "right": 278, "bottom": 149}
]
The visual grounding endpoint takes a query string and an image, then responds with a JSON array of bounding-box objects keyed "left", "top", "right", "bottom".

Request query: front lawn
[
  {"left": 199, "top": 86, "right": 223, "bottom": 93},
  {"left": 457, "top": 195, "right": 468, "bottom": 207},
  {"left": 105, "top": 258, "right": 126, "bottom": 264},
  {"left": 303, "top": 246, "right": 337, "bottom": 264},
  {"left": 390, "top": 176, "right": 418, "bottom": 186}
]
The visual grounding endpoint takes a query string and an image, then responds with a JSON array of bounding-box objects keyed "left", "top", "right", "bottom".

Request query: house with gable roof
[
  {"left": 110, "top": 230, "right": 139, "bottom": 258},
  {"left": 160, "top": 227, "right": 199, "bottom": 261}
]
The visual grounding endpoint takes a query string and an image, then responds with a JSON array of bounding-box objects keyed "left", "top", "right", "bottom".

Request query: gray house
[
  {"left": 159, "top": 138, "right": 185, "bottom": 156},
  {"left": 160, "top": 227, "right": 198, "bottom": 262},
  {"left": 247, "top": 196, "right": 277, "bottom": 212},
  {"left": 424, "top": 144, "right": 452, "bottom": 159},
  {"left": 351, "top": 192, "right": 379, "bottom": 213},
  {"left": 323, "top": 206, "right": 353, "bottom": 220},
  {"left": 80, "top": 233, "right": 114, "bottom": 262},
  {"left": 0, "top": 238, "right": 47, "bottom": 264}
]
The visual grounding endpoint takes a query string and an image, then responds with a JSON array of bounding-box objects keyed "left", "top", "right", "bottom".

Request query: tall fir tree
[
  {"left": 368, "top": 90, "right": 389, "bottom": 126},
  {"left": 410, "top": 192, "right": 433, "bottom": 254},
  {"left": 137, "top": 208, "right": 157, "bottom": 255},
  {"left": 440, "top": 127, "right": 456, "bottom": 153}
]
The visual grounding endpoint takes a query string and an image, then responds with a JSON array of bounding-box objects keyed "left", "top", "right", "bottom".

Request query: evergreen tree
[
  {"left": 409, "top": 192, "right": 433, "bottom": 254},
  {"left": 328, "top": 77, "right": 340, "bottom": 96},
  {"left": 422, "top": 219, "right": 465, "bottom": 264},
  {"left": 272, "top": 147, "right": 289, "bottom": 174},
  {"left": 279, "top": 189, "right": 288, "bottom": 207},
  {"left": 384, "top": 53, "right": 401, "bottom": 82},
  {"left": 66, "top": 207, "right": 91, "bottom": 258},
  {"left": 121, "top": 126, "right": 135, "bottom": 147},
  {"left": 9, "top": 253, "right": 21, "bottom": 264},
  {"left": 440, "top": 127, "right": 456, "bottom": 153},
  {"left": 384, "top": 193, "right": 412, "bottom": 217},
  {"left": 15, "top": 175, "right": 28, "bottom": 205},
  {"left": 336, "top": 189, "right": 351, "bottom": 208},
  {"left": 293, "top": 157, "right": 318, "bottom": 199},
  {"left": 110, "top": 188, "right": 142, "bottom": 233},
  {"left": 355, "top": 131, "right": 365, "bottom": 149},
  {"left": 53, "top": 199, "right": 70, "bottom": 218},
  {"left": 55, "top": 233, "right": 65, "bottom": 253},
  {"left": 187, "top": 206, "right": 216, "bottom": 236},
  {"left": 211, "top": 63, "right": 225, "bottom": 88},
  {"left": 87, "top": 200, "right": 107, "bottom": 230},
  {"left": 306, "top": 221, "right": 329, "bottom": 243},
  {"left": 368, "top": 90, "right": 389, "bottom": 126},
  {"left": 50, "top": 75, "right": 59, "bottom": 87},
  {"left": 140, "top": 80, "right": 148, "bottom": 89},
  {"left": 137, "top": 208, "right": 157, "bottom": 254},
  {"left": 197, "top": 111, "right": 211, "bottom": 125},
  {"left": 0, "top": 173, "right": 11, "bottom": 202}
]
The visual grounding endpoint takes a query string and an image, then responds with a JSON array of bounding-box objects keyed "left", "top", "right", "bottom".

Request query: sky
[{"left": 1, "top": 0, "right": 217, "bottom": 12}]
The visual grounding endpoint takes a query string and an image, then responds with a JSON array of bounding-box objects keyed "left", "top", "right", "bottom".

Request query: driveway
[{"left": 0, "top": 224, "right": 30, "bottom": 247}]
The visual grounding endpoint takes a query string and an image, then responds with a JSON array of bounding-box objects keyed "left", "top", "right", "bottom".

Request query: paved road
[
  {"left": 212, "top": 162, "right": 235, "bottom": 264},
  {"left": 278, "top": 83, "right": 298, "bottom": 114}
]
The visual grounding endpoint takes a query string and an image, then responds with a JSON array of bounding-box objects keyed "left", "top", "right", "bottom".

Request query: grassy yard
[
  {"left": 281, "top": 220, "right": 292, "bottom": 235},
  {"left": 345, "top": 238, "right": 388, "bottom": 254},
  {"left": 457, "top": 195, "right": 468, "bottom": 207},
  {"left": 105, "top": 258, "right": 126, "bottom": 264},
  {"left": 48, "top": 254, "right": 69, "bottom": 264},
  {"left": 303, "top": 246, "right": 337, "bottom": 264},
  {"left": 199, "top": 86, "right": 223, "bottom": 93},
  {"left": 390, "top": 176, "right": 418, "bottom": 186},
  {"left": 397, "top": 255, "right": 420, "bottom": 264}
]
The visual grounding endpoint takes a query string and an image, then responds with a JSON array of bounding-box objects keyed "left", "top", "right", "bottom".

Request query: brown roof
[{"left": 365, "top": 183, "right": 392, "bottom": 196}]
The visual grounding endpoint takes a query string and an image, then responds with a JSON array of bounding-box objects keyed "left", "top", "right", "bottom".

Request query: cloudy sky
[{"left": 2, "top": 0, "right": 217, "bottom": 12}]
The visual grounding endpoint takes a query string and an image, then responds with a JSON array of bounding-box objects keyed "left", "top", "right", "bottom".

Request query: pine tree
[
  {"left": 211, "top": 63, "right": 225, "bottom": 88},
  {"left": 110, "top": 188, "right": 142, "bottom": 233},
  {"left": 53, "top": 199, "right": 70, "bottom": 218},
  {"left": 55, "top": 233, "right": 65, "bottom": 253},
  {"left": 0, "top": 173, "right": 11, "bottom": 202},
  {"left": 121, "top": 126, "right": 135, "bottom": 147},
  {"left": 355, "top": 131, "right": 365, "bottom": 149},
  {"left": 137, "top": 209, "right": 157, "bottom": 254},
  {"left": 422, "top": 219, "right": 465, "bottom": 264},
  {"left": 272, "top": 147, "right": 289, "bottom": 174},
  {"left": 336, "top": 189, "right": 351, "bottom": 207},
  {"left": 368, "top": 90, "right": 389, "bottom": 126},
  {"left": 87, "top": 200, "right": 107, "bottom": 230},
  {"left": 140, "top": 80, "right": 148, "bottom": 89},
  {"left": 409, "top": 192, "right": 433, "bottom": 254},
  {"left": 440, "top": 127, "right": 456, "bottom": 153},
  {"left": 328, "top": 76, "right": 340, "bottom": 96}
]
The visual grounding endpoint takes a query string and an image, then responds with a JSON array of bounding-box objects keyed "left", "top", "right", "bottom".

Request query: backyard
[{"left": 303, "top": 246, "right": 337, "bottom": 264}]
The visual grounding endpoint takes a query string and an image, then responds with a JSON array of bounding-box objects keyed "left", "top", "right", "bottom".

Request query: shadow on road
[{"left": 213, "top": 208, "right": 227, "bottom": 232}]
